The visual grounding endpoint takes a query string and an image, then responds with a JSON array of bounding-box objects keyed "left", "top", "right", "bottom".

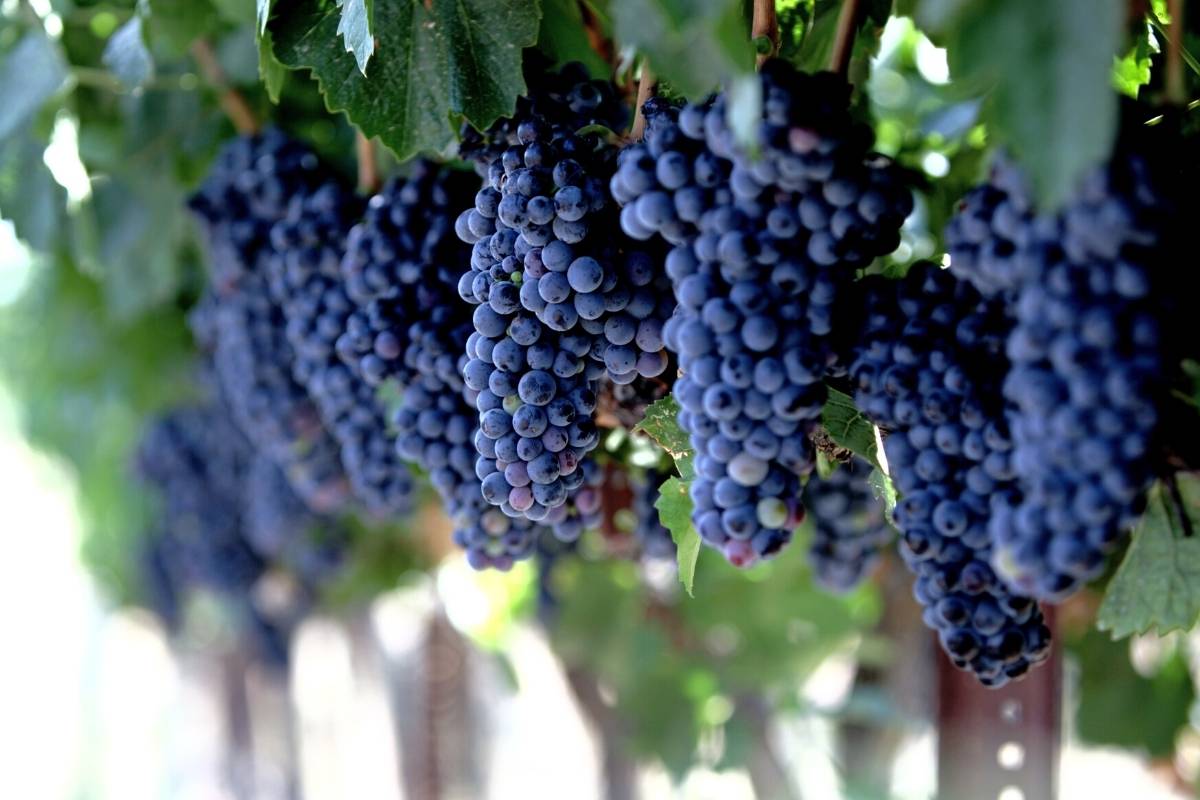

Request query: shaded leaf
[
  {"left": 1098, "top": 477, "right": 1200, "bottom": 638},
  {"left": 655, "top": 476, "right": 700, "bottom": 596},
  {"left": 611, "top": 0, "right": 752, "bottom": 98},
  {"left": 1070, "top": 629, "right": 1193, "bottom": 758},
  {"left": 271, "top": 0, "right": 540, "bottom": 161},
  {"left": 917, "top": 0, "right": 1123, "bottom": 208},
  {"left": 258, "top": 27, "right": 287, "bottom": 103},
  {"left": 0, "top": 123, "right": 65, "bottom": 252},
  {"left": 537, "top": 0, "right": 610, "bottom": 78},
  {"left": 0, "top": 32, "right": 68, "bottom": 142},
  {"left": 104, "top": 17, "right": 155, "bottom": 89},
  {"left": 143, "top": 0, "right": 220, "bottom": 56}
]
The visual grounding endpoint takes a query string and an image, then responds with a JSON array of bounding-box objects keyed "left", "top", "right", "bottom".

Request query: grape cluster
[
  {"left": 333, "top": 164, "right": 546, "bottom": 569},
  {"left": 803, "top": 458, "right": 893, "bottom": 592},
  {"left": 266, "top": 183, "right": 417, "bottom": 517},
  {"left": 960, "top": 144, "right": 1186, "bottom": 601},
  {"left": 457, "top": 60, "right": 627, "bottom": 172},
  {"left": 338, "top": 161, "right": 482, "bottom": 386},
  {"left": 851, "top": 264, "right": 1050, "bottom": 687},
  {"left": 190, "top": 134, "right": 350, "bottom": 512},
  {"left": 616, "top": 61, "right": 911, "bottom": 566},
  {"left": 136, "top": 405, "right": 262, "bottom": 591},
  {"left": 189, "top": 131, "right": 326, "bottom": 287},
  {"left": 943, "top": 156, "right": 1035, "bottom": 298},
  {"left": 455, "top": 67, "right": 666, "bottom": 525},
  {"left": 242, "top": 454, "right": 347, "bottom": 584}
]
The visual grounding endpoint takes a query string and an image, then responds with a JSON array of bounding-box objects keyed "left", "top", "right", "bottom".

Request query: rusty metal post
[{"left": 937, "top": 607, "right": 1062, "bottom": 800}]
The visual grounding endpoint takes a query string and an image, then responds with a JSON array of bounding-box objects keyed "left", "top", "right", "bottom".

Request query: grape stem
[
  {"left": 191, "top": 40, "right": 259, "bottom": 135},
  {"left": 355, "top": 131, "right": 381, "bottom": 195},
  {"left": 829, "top": 0, "right": 863, "bottom": 78},
  {"left": 1166, "top": 0, "right": 1186, "bottom": 106},
  {"left": 578, "top": 1, "right": 615, "bottom": 67},
  {"left": 630, "top": 64, "right": 656, "bottom": 140},
  {"left": 752, "top": 0, "right": 780, "bottom": 66}
]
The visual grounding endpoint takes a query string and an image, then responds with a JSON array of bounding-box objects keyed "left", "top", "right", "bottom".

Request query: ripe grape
[{"left": 803, "top": 458, "right": 893, "bottom": 592}]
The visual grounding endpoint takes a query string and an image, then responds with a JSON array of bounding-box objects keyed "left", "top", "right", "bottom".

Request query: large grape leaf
[
  {"left": 1098, "top": 477, "right": 1200, "bottom": 638},
  {"left": 610, "top": 0, "right": 753, "bottom": 98},
  {"left": 270, "top": 0, "right": 541, "bottom": 160},
  {"left": 914, "top": 0, "right": 1122, "bottom": 208},
  {"left": 0, "top": 32, "right": 68, "bottom": 142}
]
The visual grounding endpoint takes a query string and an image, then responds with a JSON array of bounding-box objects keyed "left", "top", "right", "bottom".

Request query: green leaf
[
  {"left": 1098, "top": 477, "right": 1200, "bottom": 638},
  {"left": 336, "top": 0, "right": 374, "bottom": 74},
  {"left": 1070, "top": 629, "right": 1194, "bottom": 758},
  {"left": 103, "top": 17, "right": 155, "bottom": 90},
  {"left": 258, "top": 27, "right": 288, "bottom": 102},
  {"left": 655, "top": 476, "right": 700, "bottom": 596},
  {"left": 0, "top": 123, "right": 64, "bottom": 252},
  {"left": 634, "top": 395, "right": 693, "bottom": 481},
  {"left": 1112, "top": 34, "right": 1153, "bottom": 99},
  {"left": 868, "top": 466, "right": 897, "bottom": 517},
  {"left": 142, "top": 0, "right": 220, "bottom": 56},
  {"left": 917, "top": 0, "right": 1123, "bottom": 208},
  {"left": 821, "top": 387, "right": 879, "bottom": 468},
  {"left": 271, "top": 0, "right": 541, "bottom": 161},
  {"left": 0, "top": 32, "right": 68, "bottom": 142},
  {"left": 537, "top": 0, "right": 610, "bottom": 77},
  {"left": 611, "top": 0, "right": 753, "bottom": 98}
]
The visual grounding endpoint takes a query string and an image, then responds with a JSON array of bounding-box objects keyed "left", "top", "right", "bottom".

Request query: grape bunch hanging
[{"left": 154, "top": 33, "right": 1200, "bottom": 693}]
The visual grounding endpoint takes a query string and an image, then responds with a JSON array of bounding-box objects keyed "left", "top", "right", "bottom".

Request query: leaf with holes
[
  {"left": 821, "top": 387, "right": 880, "bottom": 469},
  {"left": 655, "top": 476, "right": 700, "bottom": 596},
  {"left": 1098, "top": 477, "right": 1200, "bottom": 639},
  {"left": 634, "top": 395, "right": 693, "bottom": 481},
  {"left": 270, "top": 0, "right": 540, "bottom": 161}
]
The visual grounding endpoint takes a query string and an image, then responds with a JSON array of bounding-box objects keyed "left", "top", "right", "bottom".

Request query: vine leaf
[
  {"left": 258, "top": 27, "right": 287, "bottom": 103},
  {"left": 1098, "top": 476, "right": 1200, "bottom": 639},
  {"left": 336, "top": 0, "right": 374, "bottom": 75},
  {"left": 821, "top": 387, "right": 879, "bottom": 469},
  {"left": 636, "top": 395, "right": 700, "bottom": 593},
  {"left": 270, "top": 0, "right": 540, "bottom": 161},
  {"left": 655, "top": 476, "right": 700, "bottom": 597},
  {"left": 610, "top": 0, "right": 753, "bottom": 98},
  {"left": 634, "top": 395, "right": 693, "bottom": 481},
  {"left": 0, "top": 32, "right": 68, "bottom": 141},
  {"left": 103, "top": 17, "right": 155, "bottom": 89},
  {"left": 915, "top": 0, "right": 1122, "bottom": 208}
]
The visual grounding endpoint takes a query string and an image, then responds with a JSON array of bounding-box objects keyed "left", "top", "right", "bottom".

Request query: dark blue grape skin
[
  {"left": 946, "top": 140, "right": 1191, "bottom": 602},
  {"left": 616, "top": 61, "right": 912, "bottom": 568},
  {"left": 189, "top": 134, "right": 351, "bottom": 513},
  {"left": 804, "top": 458, "right": 893, "bottom": 592},
  {"left": 453, "top": 65, "right": 677, "bottom": 525},
  {"left": 850, "top": 263, "right": 1050, "bottom": 687},
  {"left": 265, "top": 183, "right": 417, "bottom": 517}
]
